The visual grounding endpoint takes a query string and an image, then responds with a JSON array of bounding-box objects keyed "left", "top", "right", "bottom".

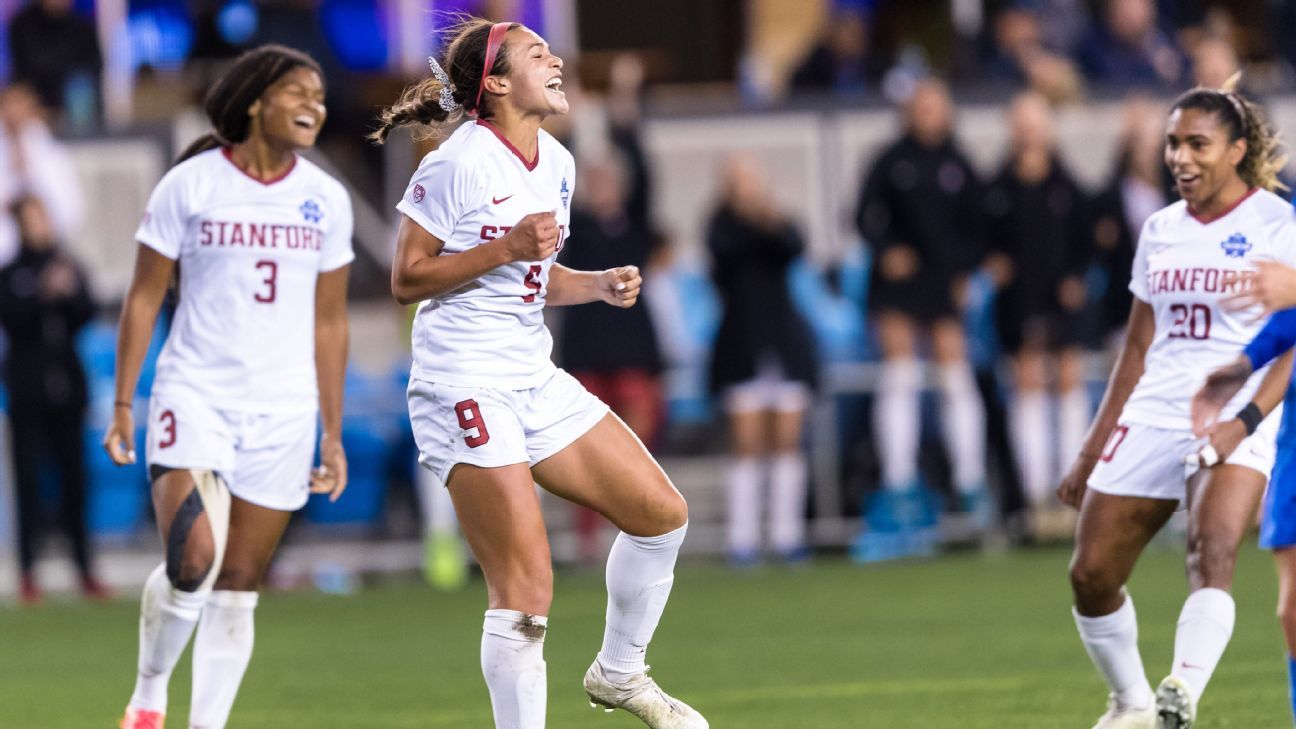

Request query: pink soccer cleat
[{"left": 120, "top": 707, "right": 165, "bottom": 729}]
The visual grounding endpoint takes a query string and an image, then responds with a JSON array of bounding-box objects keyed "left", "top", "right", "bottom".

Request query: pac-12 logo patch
[
  {"left": 300, "top": 198, "right": 323, "bottom": 224},
  {"left": 412, "top": 183, "right": 426, "bottom": 203},
  {"left": 1220, "top": 232, "right": 1251, "bottom": 258},
  {"left": 560, "top": 177, "right": 570, "bottom": 209}
]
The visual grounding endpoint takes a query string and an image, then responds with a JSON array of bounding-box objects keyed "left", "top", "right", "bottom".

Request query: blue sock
[{"left": 1288, "top": 655, "right": 1296, "bottom": 726}]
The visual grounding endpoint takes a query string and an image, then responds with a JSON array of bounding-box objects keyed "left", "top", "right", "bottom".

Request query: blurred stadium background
[{"left": 3, "top": 0, "right": 1296, "bottom": 724}]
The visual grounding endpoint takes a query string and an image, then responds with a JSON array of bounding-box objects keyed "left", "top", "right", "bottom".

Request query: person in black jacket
[
  {"left": 6, "top": 0, "right": 103, "bottom": 118},
  {"left": 982, "top": 91, "right": 1093, "bottom": 532},
  {"left": 1090, "top": 98, "right": 1170, "bottom": 348},
  {"left": 852, "top": 79, "right": 987, "bottom": 560},
  {"left": 0, "top": 194, "right": 107, "bottom": 604},
  {"left": 557, "top": 149, "right": 665, "bottom": 564},
  {"left": 707, "top": 154, "right": 819, "bottom": 564}
]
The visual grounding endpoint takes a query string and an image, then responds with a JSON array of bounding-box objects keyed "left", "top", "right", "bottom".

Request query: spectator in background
[
  {"left": 707, "top": 153, "right": 819, "bottom": 565},
  {"left": 982, "top": 92, "right": 1092, "bottom": 535},
  {"left": 6, "top": 0, "right": 101, "bottom": 120},
  {"left": 0, "top": 195, "right": 106, "bottom": 605},
  {"left": 983, "top": 5, "right": 1083, "bottom": 103},
  {"left": 788, "top": 8, "right": 873, "bottom": 96},
  {"left": 1089, "top": 98, "right": 1168, "bottom": 348},
  {"left": 853, "top": 79, "right": 987, "bottom": 560},
  {"left": 554, "top": 54, "right": 666, "bottom": 564},
  {"left": 558, "top": 150, "right": 665, "bottom": 564},
  {"left": 1078, "top": 0, "right": 1184, "bottom": 89},
  {"left": 0, "top": 84, "right": 85, "bottom": 266},
  {"left": 1191, "top": 36, "right": 1241, "bottom": 91}
]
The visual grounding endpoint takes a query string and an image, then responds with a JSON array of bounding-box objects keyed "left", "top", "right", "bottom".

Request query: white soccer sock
[
  {"left": 1171, "top": 587, "right": 1236, "bottom": 700},
  {"left": 598, "top": 523, "right": 687, "bottom": 683},
  {"left": 1010, "top": 389, "right": 1052, "bottom": 505},
  {"left": 189, "top": 590, "right": 258, "bottom": 729},
  {"left": 726, "top": 456, "right": 762, "bottom": 555},
  {"left": 417, "top": 462, "right": 459, "bottom": 535},
  {"left": 1074, "top": 596, "right": 1154, "bottom": 710},
  {"left": 939, "top": 363, "right": 986, "bottom": 493},
  {"left": 481, "top": 609, "right": 547, "bottom": 729},
  {"left": 769, "top": 452, "right": 807, "bottom": 553},
  {"left": 128, "top": 563, "right": 208, "bottom": 714},
  {"left": 875, "top": 359, "right": 921, "bottom": 489},
  {"left": 1057, "top": 387, "right": 1091, "bottom": 483}
]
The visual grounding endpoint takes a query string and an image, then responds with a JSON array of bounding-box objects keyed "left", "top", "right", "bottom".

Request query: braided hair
[{"left": 369, "top": 17, "right": 520, "bottom": 144}]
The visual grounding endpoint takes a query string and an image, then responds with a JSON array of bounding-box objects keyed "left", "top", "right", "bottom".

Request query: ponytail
[
  {"left": 368, "top": 77, "right": 457, "bottom": 144},
  {"left": 370, "top": 16, "right": 519, "bottom": 145}
]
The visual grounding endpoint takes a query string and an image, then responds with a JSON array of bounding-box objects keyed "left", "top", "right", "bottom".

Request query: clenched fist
[
  {"left": 599, "top": 266, "right": 642, "bottom": 308},
  {"left": 503, "top": 211, "right": 560, "bottom": 262}
]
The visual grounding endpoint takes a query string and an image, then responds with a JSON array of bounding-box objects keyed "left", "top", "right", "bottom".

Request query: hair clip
[{"left": 428, "top": 57, "right": 460, "bottom": 113}]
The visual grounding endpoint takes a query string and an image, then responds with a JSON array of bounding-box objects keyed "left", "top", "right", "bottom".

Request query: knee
[
  {"left": 213, "top": 559, "right": 265, "bottom": 592},
  {"left": 1279, "top": 594, "right": 1296, "bottom": 635},
  {"left": 1069, "top": 558, "right": 1120, "bottom": 604},
  {"left": 651, "top": 490, "right": 689, "bottom": 534},
  {"left": 167, "top": 536, "right": 216, "bottom": 592},
  {"left": 493, "top": 565, "right": 553, "bottom": 615},
  {"left": 1186, "top": 535, "right": 1237, "bottom": 588}
]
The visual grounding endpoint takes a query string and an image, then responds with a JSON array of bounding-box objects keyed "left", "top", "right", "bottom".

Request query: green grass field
[{"left": 1, "top": 544, "right": 1290, "bottom": 728}]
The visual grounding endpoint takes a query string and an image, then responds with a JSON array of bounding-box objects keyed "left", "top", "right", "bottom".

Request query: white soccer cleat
[
  {"left": 583, "top": 660, "right": 708, "bottom": 729},
  {"left": 1155, "top": 675, "right": 1197, "bottom": 728},
  {"left": 1091, "top": 694, "right": 1156, "bottom": 729}
]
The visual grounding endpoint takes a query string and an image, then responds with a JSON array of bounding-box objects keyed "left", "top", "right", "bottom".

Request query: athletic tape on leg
[{"left": 164, "top": 470, "right": 232, "bottom": 592}]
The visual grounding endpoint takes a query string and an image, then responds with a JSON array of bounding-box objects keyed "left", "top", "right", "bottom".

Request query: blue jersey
[{"left": 1245, "top": 307, "right": 1296, "bottom": 548}]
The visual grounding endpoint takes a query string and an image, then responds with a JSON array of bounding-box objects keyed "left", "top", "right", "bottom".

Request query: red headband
[{"left": 474, "top": 22, "right": 512, "bottom": 113}]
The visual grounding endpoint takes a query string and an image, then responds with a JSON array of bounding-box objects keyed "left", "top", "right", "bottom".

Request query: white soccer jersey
[
  {"left": 397, "top": 119, "right": 575, "bottom": 388},
  {"left": 135, "top": 148, "right": 355, "bottom": 412},
  {"left": 1123, "top": 188, "right": 1296, "bottom": 429}
]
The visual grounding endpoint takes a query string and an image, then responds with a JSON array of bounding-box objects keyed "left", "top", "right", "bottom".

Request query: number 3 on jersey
[{"left": 254, "top": 260, "right": 277, "bottom": 303}]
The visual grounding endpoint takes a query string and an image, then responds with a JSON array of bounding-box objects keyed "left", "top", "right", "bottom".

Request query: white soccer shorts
[
  {"left": 1088, "top": 415, "right": 1279, "bottom": 502},
  {"left": 407, "top": 368, "right": 610, "bottom": 486},
  {"left": 145, "top": 388, "right": 318, "bottom": 511}
]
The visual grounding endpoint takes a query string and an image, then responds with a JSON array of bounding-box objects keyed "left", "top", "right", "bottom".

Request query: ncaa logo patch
[
  {"left": 412, "top": 183, "right": 426, "bottom": 203},
  {"left": 560, "top": 177, "right": 569, "bottom": 209},
  {"left": 1220, "top": 232, "right": 1251, "bottom": 258},
  {"left": 300, "top": 198, "right": 323, "bottom": 224}
]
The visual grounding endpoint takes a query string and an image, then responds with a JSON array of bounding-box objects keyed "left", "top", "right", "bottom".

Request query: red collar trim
[
  {"left": 221, "top": 147, "right": 297, "bottom": 186},
  {"left": 475, "top": 119, "right": 539, "bottom": 171},
  {"left": 1188, "top": 187, "right": 1258, "bottom": 224}
]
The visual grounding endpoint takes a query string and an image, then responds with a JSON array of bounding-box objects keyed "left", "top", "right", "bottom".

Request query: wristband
[
  {"left": 113, "top": 401, "right": 132, "bottom": 409},
  {"left": 1236, "top": 402, "right": 1262, "bottom": 436}
]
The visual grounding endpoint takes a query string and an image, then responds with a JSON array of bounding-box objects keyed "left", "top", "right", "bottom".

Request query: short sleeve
[
  {"left": 1266, "top": 206, "right": 1296, "bottom": 266},
  {"left": 135, "top": 168, "right": 190, "bottom": 260},
  {"left": 1128, "top": 218, "right": 1153, "bottom": 302},
  {"left": 395, "top": 155, "right": 476, "bottom": 242},
  {"left": 319, "top": 185, "right": 355, "bottom": 272}
]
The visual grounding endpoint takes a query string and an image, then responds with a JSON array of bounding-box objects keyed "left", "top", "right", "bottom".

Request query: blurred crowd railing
[{"left": 8, "top": 92, "right": 1296, "bottom": 556}]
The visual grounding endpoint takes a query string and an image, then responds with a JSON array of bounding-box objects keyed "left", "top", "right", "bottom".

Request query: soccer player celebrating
[
  {"left": 105, "top": 45, "right": 354, "bottom": 729},
  {"left": 1057, "top": 78, "right": 1295, "bottom": 729},
  {"left": 371, "top": 18, "right": 706, "bottom": 729},
  {"left": 1194, "top": 259, "right": 1296, "bottom": 727}
]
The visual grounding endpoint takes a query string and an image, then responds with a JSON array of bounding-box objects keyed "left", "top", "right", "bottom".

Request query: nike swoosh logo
[
  {"left": 1180, "top": 661, "right": 1205, "bottom": 670},
  {"left": 492, "top": 195, "right": 513, "bottom": 205}
]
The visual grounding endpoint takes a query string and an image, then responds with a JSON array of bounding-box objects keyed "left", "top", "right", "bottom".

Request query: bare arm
[
  {"left": 546, "top": 264, "right": 641, "bottom": 308},
  {"left": 102, "top": 245, "right": 175, "bottom": 465},
  {"left": 391, "top": 212, "right": 558, "bottom": 305},
  {"left": 1057, "top": 298, "right": 1155, "bottom": 507},
  {"left": 312, "top": 264, "right": 350, "bottom": 501}
]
